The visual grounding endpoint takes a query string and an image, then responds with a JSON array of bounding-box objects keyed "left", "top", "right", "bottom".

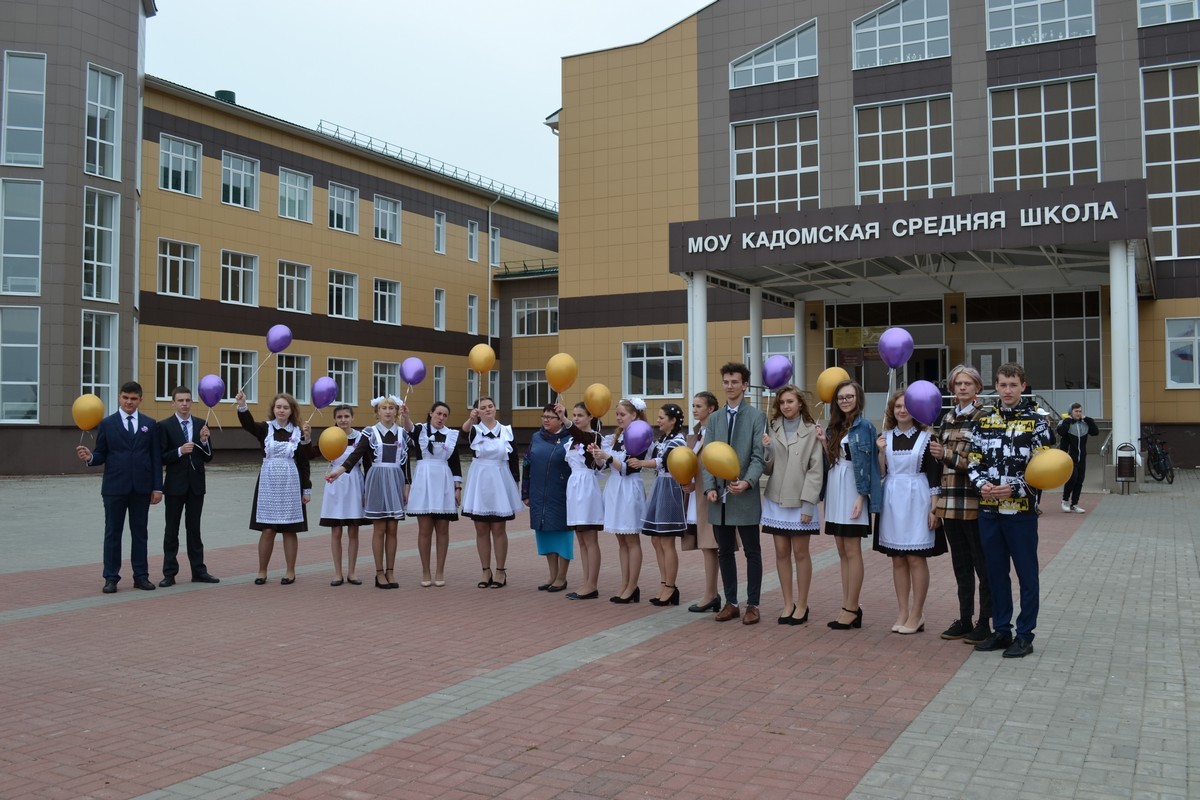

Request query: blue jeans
[{"left": 978, "top": 510, "right": 1039, "bottom": 640}]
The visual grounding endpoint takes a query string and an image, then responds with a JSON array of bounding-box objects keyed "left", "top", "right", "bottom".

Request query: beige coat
[{"left": 761, "top": 417, "right": 824, "bottom": 507}]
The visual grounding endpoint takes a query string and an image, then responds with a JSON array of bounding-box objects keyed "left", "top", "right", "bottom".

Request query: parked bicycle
[{"left": 1141, "top": 428, "right": 1176, "bottom": 484}]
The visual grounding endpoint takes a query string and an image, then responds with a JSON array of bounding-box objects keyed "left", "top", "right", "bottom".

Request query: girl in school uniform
[
  {"left": 460, "top": 396, "right": 523, "bottom": 589},
  {"left": 317, "top": 404, "right": 368, "bottom": 586},
  {"left": 684, "top": 391, "right": 724, "bottom": 612},
  {"left": 406, "top": 401, "right": 462, "bottom": 588},
  {"left": 564, "top": 401, "right": 605, "bottom": 600},
  {"left": 326, "top": 395, "right": 411, "bottom": 589},
  {"left": 589, "top": 397, "right": 648, "bottom": 604},
  {"left": 629, "top": 403, "right": 688, "bottom": 606}
]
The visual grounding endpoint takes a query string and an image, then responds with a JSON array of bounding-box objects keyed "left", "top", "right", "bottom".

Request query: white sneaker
[
  {"left": 1070, "top": 505, "right": 1086, "bottom": 513},
  {"left": 1061, "top": 501, "right": 1071, "bottom": 512}
]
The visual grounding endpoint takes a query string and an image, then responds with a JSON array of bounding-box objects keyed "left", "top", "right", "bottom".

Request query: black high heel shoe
[
  {"left": 490, "top": 568, "right": 507, "bottom": 588},
  {"left": 789, "top": 606, "right": 810, "bottom": 625},
  {"left": 477, "top": 568, "right": 493, "bottom": 589},
  {"left": 375, "top": 569, "right": 389, "bottom": 590},
  {"left": 778, "top": 604, "right": 797, "bottom": 624},
  {"left": 649, "top": 585, "right": 679, "bottom": 606},
  {"left": 385, "top": 569, "right": 398, "bottom": 589},
  {"left": 687, "top": 595, "right": 721, "bottom": 613},
  {"left": 827, "top": 606, "right": 863, "bottom": 629},
  {"left": 610, "top": 586, "right": 640, "bottom": 604}
]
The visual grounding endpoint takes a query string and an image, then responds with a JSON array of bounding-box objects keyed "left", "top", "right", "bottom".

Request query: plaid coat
[{"left": 932, "top": 402, "right": 986, "bottom": 521}]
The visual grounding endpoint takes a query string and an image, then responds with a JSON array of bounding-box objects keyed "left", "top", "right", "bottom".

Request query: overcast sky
[{"left": 145, "top": 1, "right": 710, "bottom": 204}]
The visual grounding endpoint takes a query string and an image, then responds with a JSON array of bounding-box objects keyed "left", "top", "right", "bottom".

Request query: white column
[
  {"left": 793, "top": 302, "right": 806, "bottom": 391},
  {"left": 688, "top": 272, "right": 709, "bottom": 400},
  {"left": 1126, "top": 240, "right": 1141, "bottom": 448},
  {"left": 1108, "top": 240, "right": 1130, "bottom": 461},
  {"left": 749, "top": 287, "right": 763, "bottom": 388}
]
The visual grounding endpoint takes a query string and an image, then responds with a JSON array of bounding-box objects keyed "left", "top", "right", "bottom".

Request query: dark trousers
[
  {"left": 943, "top": 517, "right": 992, "bottom": 624},
  {"left": 1062, "top": 458, "right": 1086, "bottom": 506},
  {"left": 163, "top": 491, "right": 208, "bottom": 578},
  {"left": 102, "top": 493, "right": 151, "bottom": 582},
  {"left": 978, "top": 511, "right": 1040, "bottom": 640},
  {"left": 714, "top": 524, "right": 762, "bottom": 607}
]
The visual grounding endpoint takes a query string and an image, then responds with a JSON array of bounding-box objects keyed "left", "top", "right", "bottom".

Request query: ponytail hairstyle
[
  {"left": 660, "top": 403, "right": 686, "bottom": 437},
  {"left": 573, "top": 401, "right": 601, "bottom": 433}
]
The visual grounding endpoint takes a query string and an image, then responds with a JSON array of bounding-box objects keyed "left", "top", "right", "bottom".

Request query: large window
[
  {"left": 743, "top": 335, "right": 796, "bottom": 396},
  {"left": 327, "top": 357, "right": 358, "bottom": 405},
  {"left": 0, "top": 306, "right": 38, "bottom": 421},
  {"left": 328, "top": 182, "right": 358, "bottom": 233},
  {"left": 854, "top": 0, "right": 949, "bottom": 70},
  {"left": 81, "top": 310, "right": 117, "bottom": 412},
  {"left": 327, "top": 269, "right": 358, "bottom": 319},
  {"left": 373, "top": 360, "right": 400, "bottom": 398},
  {"left": 434, "top": 210, "right": 446, "bottom": 254},
  {"left": 1144, "top": 66, "right": 1200, "bottom": 260},
  {"left": 991, "top": 77, "right": 1098, "bottom": 192},
  {"left": 220, "top": 250, "right": 258, "bottom": 306},
  {"left": 730, "top": 21, "right": 818, "bottom": 88},
  {"left": 1140, "top": 0, "right": 1199, "bottom": 25},
  {"left": 374, "top": 278, "right": 401, "bottom": 325},
  {"left": 467, "top": 294, "right": 478, "bottom": 335},
  {"left": 433, "top": 287, "right": 445, "bottom": 330},
  {"left": 82, "top": 188, "right": 118, "bottom": 301},
  {"left": 467, "top": 369, "right": 480, "bottom": 408},
  {"left": 433, "top": 365, "right": 445, "bottom": 403},
  {"left": 467, "top": 220, "right": 479, "bottom": 261},
  {"left": 221, "top": 152, "right": 258, "bottom": 209},
  {"left": 987, "top": 0, "right": 1094, "bottom": 50},
  {"left": 0, "top": 178, "right": 41, "bottom": 294},
  {"left": 3, "top": 52, "right": 46, "bottom": 167},
  {"left": 489, "top": 297, "right": 500, "bottom": 338},
  {"left": 624, "top": 340, "right": 684, "bottom": 398},
  {"left": 489, "top": 226, "right": 500, "bottom": 266},
  {"left": 85, "top": 65, "right": 121, "bottom": 178},
  {"left": 277, "top": 354, "right": 310, "bottom": 403},
  {"left": 1167, "top": 318, "right": 1200, "bottom": 388},
  {"left": 489, "top": 369, "right": 500, "bottom": 402},
  {"left": 513, "top": 296, "right": 558, "bottom": 336},
  {"left": 374, "top": 195, "right": 400, "bottom": 243},
  {"left": 158, "top": 135, "right": 200, "bottom": 196},
  {"left": 732, "top": 114, "right": 820, "bottom": 216},
  {"left": 278, "top": 168, "right": 312, "bottom": 222},
  {"left": 220, "top": 349, "right": 256, "bottom": 403},
  {"left": 277, "top": 261, "right": 311, "bottom": 313},
  {"left": 157, "top": 239, "right": 199, "bottom": 298},
  {"left": 155, "top": 344, "right": 196, "bottom": 401},
  {"left": 856, "top": 95, "right": 953, "bottom": 204},
  {"left": 513, "top": 369, "right": 551, "bottom": 409}
]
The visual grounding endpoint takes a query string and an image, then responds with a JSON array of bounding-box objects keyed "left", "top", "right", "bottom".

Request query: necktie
[
  {"left": 183, "top": 420, "right": 191, "bottom": 443},
  {"left": 726, "top": 408, "right": 737, "bottom": 441},
  {"left": 126, "top": 415, "right": 135, "bottom": 435}
]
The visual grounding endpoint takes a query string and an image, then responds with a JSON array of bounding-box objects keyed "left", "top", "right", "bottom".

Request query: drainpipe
[{"left": 487, "top": 193, "right": 501, "bottom": 402}]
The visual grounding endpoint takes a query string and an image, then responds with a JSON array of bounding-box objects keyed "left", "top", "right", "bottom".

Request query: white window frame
[
  {"left": 853, "top": 0, "right": 950, "bottom": 70},
  {"left": 1166, "top": 317, "right": 1200, "bottom": 388},
  {"left": 730, "top": 113, "right": 821, "bottom": 216},
  {"left": 467, "top": 294, "right": 478, "bottom": 335},
  {"left": 2, "top": 52, "right": 46, "bottom": 168},
  {"left": 82, "top": 187, "right": 119, "bottom": 302},
  {"left": 221, "top": 151, "right": 259, "bottom": 210},
  {"left": 987, "top": 0, "right": 1095, "bottom": 50},
  {"left": 742, "top": 334, "right": 795, "bottom": 396},
  {"left": 220, "top": 250, "right": 258, "bottom": 306},
  {"left": 989, "top": 76, "right": 1099, "bottom": 192},
  {"left": 433, "top": 364, "right": 446, "bottom": 403},
  {"left": 488, "top": 369, "right": 500, "bottom": 401},
  {"left": 328, "top": 182, "right": 358, "bottom": 233},
  {"left": 327, "top": 357, "right": 358, "bottom": 405},
  {"left": 158, "top": 134, "right": 201, "bottom": 196},
  {"left": 1143, "top": 64, "right": 1200, "bottom": 262},
  {"left": 373, "top": 360, "right": 400, "bottom": 398},
  {"left": 277, "top": 260, "right": 311, "bottom": 313},
  {"left": 276, "top": 353, "right": 311, "bottom": 403},
  {"left": 81, "top": 309, "right": 118, "bottom": 413},
  {"left": 373, "top": 278, "right": 401, "bottom": 325},
  {"left": 433, "top": 287, "right": 446, "bottom": 331},
  {"left": 156, "top": 238, "right": 199, "bottom": 299},
  {"left": 467, "top": 220, "right": 479, "bottom": 261},
  {"left": 489, "top": 297, "right": 500, "bottom": 338},
  {"left": 85, "top": 64, "right": 122, "bottom": 179},
  {"left": 489, "top": 225, "right": 501, "bottom": 267},
  {"left": 623, "top": 340, "right": 685, "bottom": 399},
  {"left": 374, "top": 195, "right": 401, "bottom": 243},
  {"left": 0, "top": 178, "right": 42, "bottom": 295},
  {"left": 467, "top": 369, "right": 480, "bottom": 408},
  {"left": 278, "top": 168, "right": 312, "bottom": 223},
  {"left": 327, "top": 269, "right": 358, "bottom": 319},
  {"left": 220, "top": 348, "right": 257, "bottom": 403},
  {"left": 434, "top": 210, "right": 446, "bottom": 254},
  {"left": 730, "top": 20, "right": 818, "bottom": 89},
  {"left": 1140, "top": 0, "right": 1200, "bottom": 26},
  {"left": 513, "top": 369, "right": 551, "bottom": 409},
  {"left": 0, "top": 305, "right": 39, "bottom": 422},
  {"left": 512, "top": 296, "right": 559, "bottom": 337},
  {"left": 855, "top": 94, "right": 955, "bottom": 204},
  {"left": 155, "top": 343, "right": 197, "bottom": 401}
]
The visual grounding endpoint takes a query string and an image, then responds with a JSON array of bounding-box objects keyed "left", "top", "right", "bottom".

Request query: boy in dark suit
[
  {"left": 77, "top": 381, "right": 164, "bottom": 594},
  {"left": 158, "top": 385, "right": 218, "bottom": 586}
]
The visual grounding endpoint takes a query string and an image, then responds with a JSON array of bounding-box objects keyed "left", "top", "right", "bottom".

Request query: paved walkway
[{"left": 0, "top": 465, "right": 1193, "bottom": 799}]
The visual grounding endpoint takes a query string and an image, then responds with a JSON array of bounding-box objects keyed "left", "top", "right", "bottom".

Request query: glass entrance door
[{"left": 967, "top": 343, "right": 1023, "bottom": 388}]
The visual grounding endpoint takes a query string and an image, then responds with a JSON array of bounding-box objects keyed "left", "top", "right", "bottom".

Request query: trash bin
[{"left": 1116, "top": 442, "right": 1137, "bottom": 493}]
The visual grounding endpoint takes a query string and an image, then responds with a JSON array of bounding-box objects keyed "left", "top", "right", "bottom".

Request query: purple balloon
[
  {"left": 762, "top": 354, "right": 794, "bottom": 390},
  {"left": 266, "top": 324, "right": 293, "bottom": 354},
  {"left": 904, "top": 380, "right": 943, "bottom": 426},
  {"left": 624, "top": 420, "right": 653, "bottom": 457},
  {"left": 400, "top": 357, "right": 426, "bottom": 385},
  {"left": 878, "top": 327, "right": 914, "bottom": 369},
  {"left": 312, "top": 376, "right": 338, "bottom": 410},
  {"left": 197, "top": 373, "right": 225, "bottom": 407}
]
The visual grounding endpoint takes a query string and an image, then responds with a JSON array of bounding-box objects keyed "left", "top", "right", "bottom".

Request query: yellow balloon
[
  {"left": 1025, "top": 448, "right": 1074, "bottom": 490},
  {"left": 546, "top": 353, "right": 578, "bottom": 393},
  {"left": 816, "top": 367, "right": 852, "bottom": 404},
  {"left": 468, "top": 343, "right": 496, "bottom": 374},
  {"left": 72, "top": 393, "right": 105, "bottom": 431},
  {"left": 667, "top": 446, "right": 698, "bottom": 486},
  {"left": 701, "top": 440, "right": 741, "bottom": 481},
  {"left": 583, "top": 383, "right": 612, "bottom": 418},
  {"left": 318, "top": 426, "right": 349, "bottom": 462}
]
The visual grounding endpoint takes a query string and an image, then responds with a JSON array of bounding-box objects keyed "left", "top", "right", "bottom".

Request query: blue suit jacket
[{"left": 89, "top": 411, "right": 164, "bottom": 496}]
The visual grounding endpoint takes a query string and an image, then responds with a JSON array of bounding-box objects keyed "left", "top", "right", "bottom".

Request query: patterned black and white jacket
[{"left": 966, "top": 397, "right": 1053, "bottom": 515}]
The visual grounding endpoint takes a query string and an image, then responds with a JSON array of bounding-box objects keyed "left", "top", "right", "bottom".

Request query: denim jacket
[{"left": 846, "top": 415, "right": 883, "bottom": 513}]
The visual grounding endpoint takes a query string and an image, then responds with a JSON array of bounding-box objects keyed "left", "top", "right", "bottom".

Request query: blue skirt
[{"left": 535, "top": 529, "right": 574, "bottom": 560}]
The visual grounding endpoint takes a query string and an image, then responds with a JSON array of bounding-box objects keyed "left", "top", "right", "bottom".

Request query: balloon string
[{"left": 239, "top": 351, "right": 275, "bottom": 393}]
